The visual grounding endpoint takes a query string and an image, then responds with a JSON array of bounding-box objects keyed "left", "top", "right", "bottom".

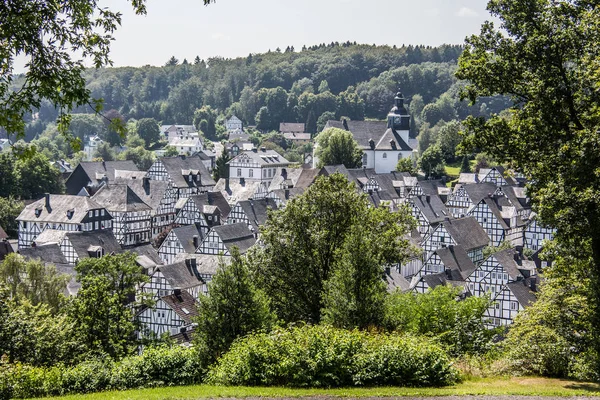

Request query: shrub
[{"left": 207, "top": 325, "right": 458, "bottom": 388}]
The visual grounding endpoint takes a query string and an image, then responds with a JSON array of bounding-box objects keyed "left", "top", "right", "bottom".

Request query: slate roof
[
  {"left": 442, "top": 217, "right": 490, "bottom": 251},
  {"left": 434, "top": 245, "right": 476, "bottom": 280},
  {"left": 159, "top": 156, "right": 216, "bottom": 188},
  {"left": 418, "top": 180, "right": 452, "bottom": 199},
  {"left": 412, "top": 195, "right": 451, "bottom": 225},
  {"left": 122, "top": 243, "right": 163, "bottom": 265},
  {"left": 161, "top": 291, "right": 198, "bottom": 325},
  {"left": 269, "top": 188, "right": 305, "bottom": 206},
  {"left": 0, "top": 226, "right": 7, "bottom": 240},
  {"left": 77, "top": 161, "right": 139, "bottom": 181},
  {"left": 280, "top": 122, "right": 305, "bottom": 133},
  {"left": 0, "top": 240, "right": 13, "bottom": 261},
  {"left": 506, "top": 281, "right": 537, "bottom": 307},
  {"left": 228, "top": 150, "right": 291, "bottom": 166},
  {"left": 172, "top": 224, "right": 204, "bottom": 253},
  {"left": 19, "top": 243, "right": 69, "bottom": 265},
  {"left": 17, "top": 195, "right": 108, "bottom": 224},
  {"left": 503, "top": 185, "right": 531, "bottom": 211},
  {"left": 384, "top": 268, "right": 411, "bottom": 293},
  {"left": 490, "top": 248, "right": 524, "bottom": 280},
  {"left": 189, "top": 192, "right": 232, "bottom": 219},
  {"left": 210, "top": 223, "right": 256, "bottom": 254},
  {"left": 114, "top": 170, "right": 147, "bottom": 180},
  {"left": 325, "top": 120, "right": 412, "bottom": 151},
  {"left": 283, "top": 132, "right": 311, "bottom": 141},
  {"left": 295, "top": 168, "right": 321, "bottom": 188},
  {"left": 213, "top": 178, "right": 264, "bottom": 205},
  {"left": 173, "top": 253, "right": 229, "bottom": 276},
  {"left": 235, "top": 198, "right": 278, "bottom": 232},
  {"left": 268, "top": 167, "right": 304, "bottom": 191},
  {"left": 157, "top": 261, "right": 205, "bottom": 290},
  {"left": 33, "top": 229, "right": 68, "bottom": 245},
  {"left": 422, "top": 272, "right": 468, "bottom": 290},
  {"left": 461, "top": 183, "right": 500, "bottom": 205},
  {"left": 67, "top": 230, "right": 122, "bottom": 260},
  {"left": 91, "top": 184, "right": 152, "bottom": 213},
  {"left": 122, "top": 178, "right": 170, "bottom": 211}
]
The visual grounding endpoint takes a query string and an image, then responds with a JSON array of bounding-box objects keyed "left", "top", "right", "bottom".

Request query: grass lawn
[
  {"left": 444, "top": 159, "right": 476, "bottom": 180},
  {"left": 32, "top": 377, "right": 600, "bottom": 400}
]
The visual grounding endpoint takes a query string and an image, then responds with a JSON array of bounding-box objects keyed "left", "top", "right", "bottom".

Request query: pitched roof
[
  {"left": 434, "top": 245, "right": 476, "bottom": 280},
  {"left": 75, "top": 161, "right": 139, "bottom": 183},
  {"left": 0, "top": 226, "right": 7, "bottom": 240},
  {"left": 19, "top": 243, "right": 69, "bottom": 265},
  {"left": 506, "top": 281, "right": 537, "bottom": 307},
  {"left": 228, "top": 150, "right": 290, "bottom": 166},
  {"left": 268, "top": 167, "right": 304, "bottom": 191},
  {"left": 269, "top": 188, "right": 306, "bottom": 206},
  {"left": 122, "top": 178, "right": 171, "bottom": 211},
  {"left": 295, "top": 168, "right": 321, "bottom": 188},
  {"left": 213, "top": 178, "right": 264, "bottom": 205},
  {"left": 210, "top": 223, "right": 256, "bottom": 254},
  {"left": 325, "top": 120, "right": 412, "bottom": 151},
  {"left": 161, "top": 291, "right": 198, "bottom": 324},
  {"left": 172, "top": 224, "right": 204, "bottom": 253},
  {"left": 442, "top": 217, "right": 490, "bottom": 251},
  {"left": 422, "top": 272, "right": 467, "bottom": 290},
  {"left": 0, "top": 240, "right": 13, "bottom": 261},
  {"left": 159, "top": 156, "right": 216, "bottom": 188},
  {"left": 283, "top": 132, "right": 311, "bottom": 141},
  {"left": 189, "top": 192, "right": 232, "bottom": 219},
  {"left": 280, "top": 122, "right": 305, "bottom": 133},
  {"left": 490, "top": 248, "right": 524, "bottom": 280},
  {"left": 157, "top": 261, "right": 205, "bottom": 290},
  {"left": 461, "top": 183, "right": 500, "bottom": 205},
  {"left": 91, "top": 184, "right": 152, "bottom": 213},
  {"left": 122, "top": 243, "right": 163, "bottom": 265},
  {"left": 173, "top": 253, "right": 228, "bottom": 276},
  {"left": 235, "top": 198, "right": 278, "bottom": 232},
  {"left": 66, "top": 230, "right": 122, "bottom": 260},
  {"left": 412, "top": 195, "right": 451, "bottom": 225},
  {"left": 384, "top": 268, "right": 411, "bottom": 293},
  {"left": 17, "top": 195, "right": 108, "bottom": 224}
]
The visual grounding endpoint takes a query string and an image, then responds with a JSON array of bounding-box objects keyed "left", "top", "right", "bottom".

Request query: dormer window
[
  {"left": 35, "top": 208, "right": 42, "bottom": 217},
  {"left": 383, "top": 153, "right": 387, "bottom": 159},
  {"left": 66, "top": 209, "right": 74, "bottom": 219}
]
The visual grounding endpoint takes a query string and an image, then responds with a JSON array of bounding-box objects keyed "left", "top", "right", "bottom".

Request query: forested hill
[{"left": 28, "top": 42, "right": 509, "bottom": 142}]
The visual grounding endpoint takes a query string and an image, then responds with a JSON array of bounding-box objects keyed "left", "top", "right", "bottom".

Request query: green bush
[{"left": 207, "top": 325, "right": 458, "bottom": 388}]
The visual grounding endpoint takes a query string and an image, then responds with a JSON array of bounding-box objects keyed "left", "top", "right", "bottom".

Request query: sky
[{"left": 96, "top": 0, "right": 493, "bottom": 68}]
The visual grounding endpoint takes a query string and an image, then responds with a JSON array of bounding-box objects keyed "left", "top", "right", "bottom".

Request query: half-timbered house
[
  {"left": 174, "top": 192, "right": 231, "bottom": 233},
  {"left": 122, "top": 177, "right": 176, "bottom": 238},
  {"left": 32, "top": 229, "right": 121, "bottom": 265},
  {"left": 485, "top": 279, "right": 537, "bottom": 327},
  {"left": 137, "top": 290, "right": 199, "bottom": 340},
  {"left": 147, "top": 155, "right": 216, "bottom": 197},
  {"left": 410, "top": 271, "right": 471, "bottom": 296},
  {"left": 213, "top": 178, "right": 267, "bottom": 206},
  {"left": 409, "top": 195, "right": 451, "bottom": 237},
  {"left": 226, "top": 198, "right": 278, "bottom": 234},
  {"left": 158, "top": 224, "right": 204, "bottom": 265},
  {"left": 17, "top": 194, "right": 113, "bottom": 249},
  {"left": 91, "top": 184, "right": 152, "bottom": 246},
  {"left": 421, "top": 217, "right": 490, "bottom": 263},
  {"left": 524, "top": 214, "right": 556, "bottom": 251},
  {"left": 465, "top": 248, "right": 526, "bottom": 301},
  {"left": 142, "top": 258, "right": 206, "bottom": 301},
  {"left": 65, "top": 160, "right": 139, "bottom": 196},
  {"left": 446, "top": 183, "right": 501, "bottom": 218},
  {"left": 196, "top": 223, "right": 256, "bottom": 256},
  {"left": 412, "top": 245, "right": 476, "bottom": 294}
]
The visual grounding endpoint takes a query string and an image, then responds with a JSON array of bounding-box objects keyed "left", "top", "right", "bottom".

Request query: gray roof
[
  {"left": 189, "top": 192, "right": 231, "bottom": 219},
  {"left": 235, "top": 198, "right": 278, "bottom": 232},
  {"left": 66, "top": 230, "right": 122, "bottom": 260},
  {"left": 122, "top": 243, "right": 163, "bottom": 265},
  {"left": 269, "top": 188, "right": 306, "bottom": 205},
  {"left": 91, "top": 184, "right": 152, "bottom": 213},
  {"left": 384, "top": 268, "right": 411, "bottom": 293},
  {"left": 462, "top": 183, "right": 500, "bottom": 205},
  {"left": 434, "top": 246, "right": 476, "bottom": 280},
  {"left": 422, "top": 272, "right": 467, "bottom": 290},
  {"left": 490, "top": 248, "right": 524, "bottom": 280},
  {"left": 157, "top": 260, "right": 205, "bottom": 289},
  {"left": 228, "top": 149, "right": 290, "bottom": 166},
  {"left": 506, "top": 281, "right": 537, "bottom": 307},
  {"left": 213, "top": 178, "right": 264, "bottom": 205},
  {"left": 280, "top": 122, "right": 305, "bottom": 133},
  {"left": 295, "top": 168, "right": 321, "bottom": 188},
  {"left": 75, "top": 161, "right": 139, "bottom": 182},
  {"left": 325, "top": 120, "right": 412, "bottom": 151},
  {"left": 418, "top": 180, "right": 451, "bottom": 198},
  {"left": 283, "top": 132, "right": 311, "bottom": 141},
  {"left": 502, "top": 185, "right": 531, "bottom": 211},
  {"left": 412, "top": 195, "right": 451, "bottom": 225},
  {"left": 17, "top": 195, "right": 109, "bottom": 224},
  {"left": 442, "top": 217, "right": 490, "bottom": 251},
  {"left": 173, "top": 253, "right": 229, "bottom": 276},
  {"left": 159, "top": 156, "right": 216, "bottom": 188},
  {"left": 19, "top": 243, "right": 69, "bottom": 265},
  {"left": 123, "top": 178, "right": 171, "bottom": 211},
  {"left": 172, "top": 224, "right": 204, "bottom": 253},
  {"left": 0, "top": 226, "right": 7, "bottom": 240},
  {"left": 210, "top": 223, "right": 256, "bottom": 254},
  {"left": 268, "top": 167, "right": 304, "bottom": 191}
]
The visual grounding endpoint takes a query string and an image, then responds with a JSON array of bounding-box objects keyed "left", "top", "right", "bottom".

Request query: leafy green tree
[
  {"left": 460, "top": 155, "right": 471, "bottom": 173},
  {"left": 125, "top": 133, "right": 146, "bottom": 149},
  {"left": 336, "top": 86, "right": 365, "bottom": 121},
  {"left": 318, "top": 80, "right": 331, "bottom": 93},
  {"left": 315, "top": 127, "right": 362, "bottom": 168},
  {"left": 396, "top": 157, "right": 418, "bottom": 175},
  {"left": 101, "top": 109, "right": 126, "bottom": 146},
  {"left": 194, "top": 250, "right": 275, "bottom": 366},
  {"left": 193, "top": 106, "right": 218, "bottom": 139},
  {"left": 0, "top": 197, "right": 23, "bottom": 237},
  {"left": 418, "top": 144, "right": 445, "bottom": 179},
  {"left": 119, "top": 146, "right": 155, "bottom": 170},
  {"left": 167, "top": 78, "right": 204, "bottom": 124},
  {"left": 164, "top": 145, "right": 179, "bottom": 157},
  {"left": 0, "top": 253, "right": 69, "bottom": 312},
  {"left": 69, "top": 114, "right": 104, "bottom": 142},
  {"left": 165, "top": 56, "right": 179, "bottom": 66},
  {"left": 70, "top": 253, "right": 152, "bottom": 359},
  {"left": 250, "top": 173, "right": 415, "bottom": 323},
  {"left": 136, "top": 118, "right": 161, "bottom": 147},
  {"left": 16, "top": 150, "right": 65, "bottom": 199},
  {"left": 94, "top": 142, "right": 116, "bottom": 161},
  {"left": 384, "top": 285, "right": 493, "bottom": 356},
  {"left": 0, "top": 152, "right": 20, "bottom": 198},
  {"left": 316, "top": 111, "right": 336, "bottom": 134},
  {"left": 436, "top": 120, "right": 462, "bottom": 162}
]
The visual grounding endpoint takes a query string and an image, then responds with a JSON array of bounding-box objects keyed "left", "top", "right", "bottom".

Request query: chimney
[
  {"left": 143, "top": 177, "right": 150, "bottom": 192},
  {"left": 193, "top": 235, "right": 199, "bottom": 249},
  {"left": 425, "top": 195, "right": 431, "bottom": 204},
  {"left": 252, "top": 148, "right": 258, "bottom": 153},
  {"left": 369, "top": 138, "right": 375, "bottom": 150},
  {"left": 44, "top": 193, "right": 50, "bottom": 209},
  {"left": 342, "top": 118, "right": 349, "bottom": 131},
  {"left": 225, "top": 178, "right": 230, "bottom": 191},
  {"left": 385, "top": 266, "right": 391, "bottom": 275},
  {"left": 102, "top": 160, "right": 106, "bottom": 170},
  {"left": 261, "top": 147, "right": 266, "bottom": 152}
]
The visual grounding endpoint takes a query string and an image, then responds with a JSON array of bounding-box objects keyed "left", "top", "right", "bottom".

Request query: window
[
  {"left": 237, "top": 168, "right": 242, "bottom": 177},
  {"left": 95, "top": 210, "right": 99, "bottom": 217},
  {"left": 249, "top": 169, "right": 253, "bottom": 178},
  {"left": 510, "top": 301, "right": 518, "bottom": 310},
  {"left": 94, "top": 221, "right": 99, "bottom": 230},
  {"left": 491, "top": 272, "right": 496, "bottom": 279},
  {"left": 101, "top": 210, "right": 105, "bottom": 216},
  {"left": 88, "top": 211, "right": 93, "bottom": 218},
  {"left": 362, "top": 153, "right": 368, "bottom": 166},
  {"left": 263, "top": 169, "right": 267, "bottom": 178}
]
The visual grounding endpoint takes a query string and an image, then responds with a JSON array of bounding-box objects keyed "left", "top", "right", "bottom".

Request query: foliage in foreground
[
  {"left": 0, "top": 345, "right": 203, "bottom": 399},
  {"left": 207, "top": 325, "right": 458, "bottom": 388}
]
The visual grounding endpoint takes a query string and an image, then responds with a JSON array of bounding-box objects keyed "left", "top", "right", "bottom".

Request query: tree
[
  {"left": 460, "top": 155, "right": 471, "bottom": 173},
  {"left": 0, "top": 197, "right": 23, "bottom": 237},
  {"left": 318, "top": 80, "right": 331, "bottom": 93},
  {"left": 94, "top": 142, "right": 116, "bottom": 161},
  {"left": 0, "top": 253, "right": 69, "bottom": 312},
  {"left": 194, "top": 250, "right": 274, "bottom": 366},
  {"left": 250, "top": 173, "right": 415, "bottom": 323},
  {"left": 0, "top": 152, "right": 20, "bottom": 198},
  {"left": 119, "top": 146, "right": 155, "bottom": 170},
  {"left": 164, "top": 145, "right": 179, "bottom": 157},
  {"left": 213, "top": 151, "right": 231, "bottom": 181},
  {"left": 69, "top": 253, "right": 152, "bottom": 359},
  {"left": 101, "top": 109, "right": 126, "bottom": 146},
  {"left": 316, "top": 111, "right": 336, "bottom": 134},
  {"left": 436, "top": 120, "right": 462, "bottom": 162},
  {"left": 16, "top": 150, "right": 65, "bottom": 199},
  {"left": 165, "top": 56, "right": 179, "bottom": 66},
  {"left": 315, "top": 127, "right": 363, "bottom": 168},
  {"left": 456, "top": 0, "right": 600, "bottom": 362},
  {"left": 396, "top": 157, "right": 418, "bottom": 175},
  {"left": 418, "top": 144, "right": 445, "bottom": 179},
  {"left": 136, "top": 118, "right": 161, "bottom": 147}
]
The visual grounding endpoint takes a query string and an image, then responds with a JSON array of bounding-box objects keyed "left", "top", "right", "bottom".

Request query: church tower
[{"left": 387, "top": 90, "right": 410, "bottom": 144}]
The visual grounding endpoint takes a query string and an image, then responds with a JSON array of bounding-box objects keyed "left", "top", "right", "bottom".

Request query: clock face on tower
[{"left": 394, "top": 116, "right": 401, "bottom": 125}]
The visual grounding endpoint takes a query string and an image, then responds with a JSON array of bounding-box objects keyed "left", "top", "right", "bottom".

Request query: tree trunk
[{"left": 589, "top": 235, "right": 600, "bottom": 368}]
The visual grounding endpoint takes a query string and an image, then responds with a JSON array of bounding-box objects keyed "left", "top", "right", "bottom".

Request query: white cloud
[{"left": 456, "top": 6, "right": 478, "bottom": 18}]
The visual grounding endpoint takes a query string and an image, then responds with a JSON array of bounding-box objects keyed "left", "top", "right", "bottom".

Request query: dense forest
[{"left": 21, "top": 42, "right": 510, "bottom": 147}]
